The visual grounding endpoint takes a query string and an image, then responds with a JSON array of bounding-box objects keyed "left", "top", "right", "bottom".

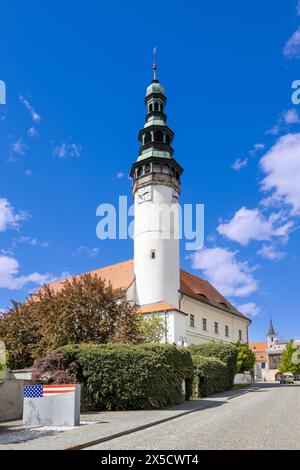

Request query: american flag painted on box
[{"left": 24, "top": 384, "right": 76, "bottom": 398}]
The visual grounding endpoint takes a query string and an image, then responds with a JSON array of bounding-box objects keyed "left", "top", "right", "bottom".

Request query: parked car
[{"left": 279, "top": 372, "right": 294, "bottom": 384}]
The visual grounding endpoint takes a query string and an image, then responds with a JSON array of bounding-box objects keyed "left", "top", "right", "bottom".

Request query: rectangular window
[
  {"left": 214, "top": 322, "right": 219, "bottom": 334},
  {"left": 190, "top": 314, "right": 195, "bottom": 328},
  {"left": 261, "top": 362, "right": 266, "bottom": 369},
  {"left": 225, "top": 325, "right": 229, "bottom": 337},
  {"left": 202, "top": 318, "right": 207, "bottom": 331},
  {"left": 239, "top": 329, "right": 242, "bottom": 341}
]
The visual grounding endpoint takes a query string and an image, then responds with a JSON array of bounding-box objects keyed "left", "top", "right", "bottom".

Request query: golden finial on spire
[{"left": 153, "top": 47, "right": 157, "bottom": 81}]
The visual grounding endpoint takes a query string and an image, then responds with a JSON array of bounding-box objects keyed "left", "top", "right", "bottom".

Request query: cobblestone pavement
[{"left": 87, "top": 383, "right": 300, "bottom": 450}]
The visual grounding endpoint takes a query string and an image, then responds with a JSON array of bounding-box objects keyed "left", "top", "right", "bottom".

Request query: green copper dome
[{"left": 146, "top": 81, "right": 165, "bottom": 96}]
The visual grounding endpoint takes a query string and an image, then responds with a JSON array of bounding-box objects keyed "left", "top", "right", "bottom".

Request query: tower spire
[
  {"left": 153, "top": 47, "right": 158, "bottom": 82},
  {"left": 267, "top": 317, "right": 276, "bottom": 337}
]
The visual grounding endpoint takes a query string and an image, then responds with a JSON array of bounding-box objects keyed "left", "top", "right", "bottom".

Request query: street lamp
[{"left": 177, "top": 336, "right": 187, "bottom": 347}]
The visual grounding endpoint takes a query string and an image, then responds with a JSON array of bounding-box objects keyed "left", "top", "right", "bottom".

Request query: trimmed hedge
[
  {"left": 188, "top": 342, "right": 238, "bottom": 390},
  {"left": 192, "top": 356, "right": 228, "bottom": 397},
  {"left": 34, "top": 343, "right": 194, "bottom": 410}
]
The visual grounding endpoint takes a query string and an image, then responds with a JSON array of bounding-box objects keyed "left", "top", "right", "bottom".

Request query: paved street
[{"left": 87, "top": 383, "right": 300, "bottom": 450}]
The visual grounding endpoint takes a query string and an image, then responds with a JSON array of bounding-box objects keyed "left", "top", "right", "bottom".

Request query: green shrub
[
  {"left": 34, "top": 343, "right": 194, "bottom": 410},
  {"left": 188, "top": 342, "right": 238, "bottom": 389},
  {"left": 192, "top": 356, "right": 227, "bottom": 397}
]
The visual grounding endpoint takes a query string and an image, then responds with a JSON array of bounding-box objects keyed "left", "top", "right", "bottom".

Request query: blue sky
[{"left": 1, "top": 0, "right": 300, "bottom": 342}]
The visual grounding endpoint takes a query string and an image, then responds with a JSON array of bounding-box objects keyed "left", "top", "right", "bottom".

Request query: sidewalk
[{"left": 0, "top": 385, "right": 255, "bottom": 450}]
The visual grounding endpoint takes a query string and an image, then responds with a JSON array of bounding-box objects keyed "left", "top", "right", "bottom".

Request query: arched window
[
  {"left": 162, "top": 164, "right": 170, "bottom": 174},
  {"left": 144, "top": 163, "right": 151, "bottom": 174},
  {"left": 175, "top": 171, "right": 180, "bottom": 181},
  {"left": 144, "top": 131, "right": 151, "bottom": 144},
  {"left": 171, "top": 167, "right": 175, "bottom": 177},
  {"left": 165, "top": 134, "right": 171, "bottom": 145},
  {"left": 154, "top": 130, "right": 164, "bottom": 142},
  {"left": 149, "top": 103, "right": 153, "bottom": 113},
  {"left": 154, "top": 102, "right": 159, "bottom": 112},
  {"left": 137, "top": 166, "right": 143, "bottom": 177}
]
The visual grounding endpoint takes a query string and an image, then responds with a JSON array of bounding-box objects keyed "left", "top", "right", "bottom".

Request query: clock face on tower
[{"left": 137, "top": 185, "right": 152, "bottom": 203}]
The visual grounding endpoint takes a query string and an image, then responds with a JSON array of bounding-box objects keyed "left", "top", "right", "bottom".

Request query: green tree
[
  {"left": 0, "top": 274, "right": 142, "bottom": 369},
  {"left": 280, "top": 339, "right": 300, "bottom": 373},
  {"left": 138, "top": 315, "right": 166, "bottom": 343},
  {"left": 235, "top": 342, "right": 256, "bottom": 373}
]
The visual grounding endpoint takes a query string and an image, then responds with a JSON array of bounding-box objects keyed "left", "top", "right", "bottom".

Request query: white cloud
[
  {"left": 11, "top": 139, "right": 28, "bottom": 156},
  {"left": 27, "top": 127, "right": 39, "bottom": 138},
  {"left": 253, "top": 143, "right": 265, "bottom": 151},
  {"left": 25, "top": 169, "right": 33, "bottom": 176},
  {"left": 12, "top": 236, "right": 50, "bottom": 249},
  {"left": 217, "top": 207, "right": 292, "bottom": 246},
  {"left": 19, "top": 95, "right": 41, "bottom": 122},
  {"left": 283, "top": 108, "right": 300, "bottom": 125},
  {"left": 260, "top": 133, "right": 300, "bottom": 213},
  {"left": 231, "top": 158, "right": 248, "bottom": 171},
  {"left": 267, "top": 124, "right": 280, "bottom": 136},
  {"left": 0, "top": 198, "right": 29, "bottom": 232},
  {"left": 114, "top": 172, "right": 125, "bottom": 179},
  {"left": 257, "top": 244, "right": 286, "bottom": 261},
  {"left": 191, "top": 247, "right": 258, "bottom": 298},
  {"left": 250, "top": 143, "right": 265, "bottom": 156},
  {"left": 0, "top": 255, "right": 52, "bottom": 290},
  {"left": 72, "top": 245, "right": 99, "bottom": 258},
  {"left": 283, "top": 26, "right": 300, "bottom": 59},
  {"left": 237, "top": 302, "right": 261, "bottom": 317},
  {"left": 53, "top": 143, "right": 81, "bottom": 159}
]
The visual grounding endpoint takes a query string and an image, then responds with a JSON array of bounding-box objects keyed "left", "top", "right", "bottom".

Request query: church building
[{"left": 50, "top": 62, "right": 251, "bottom": 346}]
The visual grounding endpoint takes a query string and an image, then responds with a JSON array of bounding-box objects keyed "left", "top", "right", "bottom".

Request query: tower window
[
  {"left": 175, "top": 171, "right": 180, "bottom": 181},
  {"left": 154, "top": 130, "right": 164, "bottom": 142},
  {"left": 190, "top": 314, "right": 195, "bottom": 328},
  {"left": 144, "top": 163, "right": 151, "bottom": 174},
  {"left": 166, "top": 134, "right": 171, "bottom": 145},
  {"left": 137, "top": 166, "right": 143, "bottom": 177},
  {"left": 149, "top": 103, "right": 153, "bottom": 113},
  {"left": 150, "top": 249, "right": 156, "bottom": 259},
  {"left": 144, "top": 131, "right": 151, "bottom": 144},
  {"left": 162, "top": 164, "right": 170, "bottom": 174},
  {"left": 154, "top": 102, "right": 159, "bottom": 112}
]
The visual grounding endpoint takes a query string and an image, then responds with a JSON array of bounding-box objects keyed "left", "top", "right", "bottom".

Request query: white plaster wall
[
  {"left": 181, "top": 295, "right": 249, "bottom": 345},
  {"left": 134, "top": 185, "right": 180, "bottom": 307}
]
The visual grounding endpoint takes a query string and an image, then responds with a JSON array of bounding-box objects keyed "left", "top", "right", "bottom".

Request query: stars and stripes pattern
[{"left": 24, "top": 384, "right": 76, "bottom": 398}]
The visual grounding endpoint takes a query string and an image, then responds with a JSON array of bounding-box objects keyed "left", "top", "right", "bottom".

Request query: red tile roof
[
  {"left": 137, "top": 301, "right": 187, "bottom": 315},
  {"left": 46, "top": 259, "right": 250, "bottom": 321},
  {"left": 249, "top": 342, "right": 267, "bottom": 353}
]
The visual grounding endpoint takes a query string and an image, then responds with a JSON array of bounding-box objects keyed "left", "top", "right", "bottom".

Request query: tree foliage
[
  {"left": 280, "top": 339, "right": 300, "bottom": 374},
  {"left": 138, "top": 315, "right": 166, "bottom": 343},
  {"left": 235, "top": 342, "right": 256, "bottom": 373},
  {"left": 0, "top": 274, "right": 141, "bottom": 369}
]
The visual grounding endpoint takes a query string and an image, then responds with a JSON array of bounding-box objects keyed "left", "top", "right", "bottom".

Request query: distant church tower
[
  {"left": 267, "top": 318, "right": 277, "bottom": 346},
  {"left": 130, "top": 56, "right": 183, "bottom": 307}
]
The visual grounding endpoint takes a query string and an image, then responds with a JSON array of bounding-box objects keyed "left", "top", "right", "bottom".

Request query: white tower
[{"left": 130, "top": 60, "right": 183, "bottom": 308}]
